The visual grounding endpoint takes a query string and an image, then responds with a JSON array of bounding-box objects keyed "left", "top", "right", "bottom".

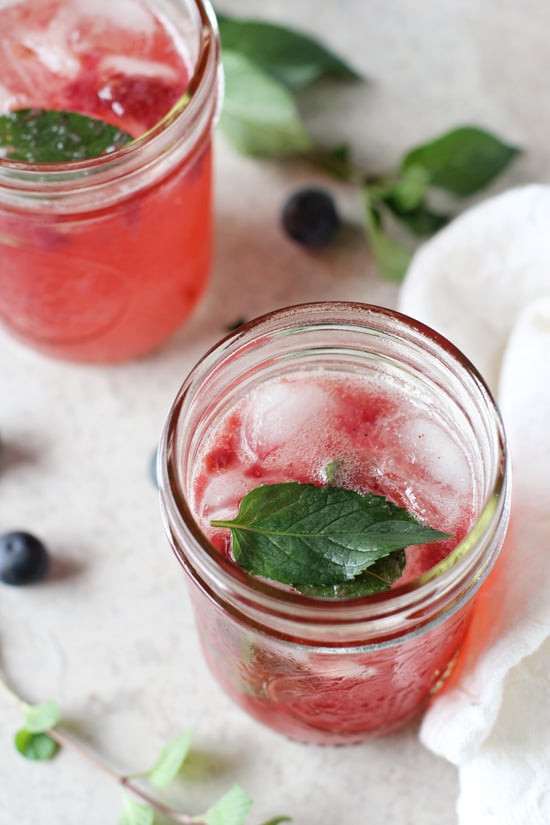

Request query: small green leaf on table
[
  {"left": 401, "top": 125, "right": 521, "bottom": 196},
  {"left": 220, "top": 51, "right": 312, "bottom": 156},
  {"left": 257, "top": 818, "right": 293, "bottom": 825},
  {"left": 0, "top": 108, "right": 132, "bottom": 163},
  {"left": 146, "top": 730, "right": 193, "bottom": 788},
  {"left": 363, "top": 197, "right": 412, "bottom": 282},
  {"left": 14, "top": 729, "right": 59, "bottom": 761},
  {"left": 195, "top": 784, "right": 253, "bottom": 825},
  {"left": 218, "top": 14, "right": 361, "bottom": 89},
  {"left": 119, "top": 794, "right": 155, "bottom": 825},
  {"left": 23, "top": 700, "right": 61, "bottom": 733}
]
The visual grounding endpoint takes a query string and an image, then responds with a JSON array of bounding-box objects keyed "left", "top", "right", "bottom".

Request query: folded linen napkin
[{"left": 398, "top": 185, "right": 550, "bottom": 824}]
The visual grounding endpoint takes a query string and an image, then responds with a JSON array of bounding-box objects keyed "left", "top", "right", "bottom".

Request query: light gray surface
[{"left": 1, "top": 1, "right": 549, "bottom": 823}]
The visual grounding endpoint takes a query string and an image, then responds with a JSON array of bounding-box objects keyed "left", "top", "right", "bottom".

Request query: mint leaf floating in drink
[
  {"left": 211, "top": 482, "right": 451, "bottom": 595},
  {"left": 0, "top": 109, "right": 132, "bottom": 163}
]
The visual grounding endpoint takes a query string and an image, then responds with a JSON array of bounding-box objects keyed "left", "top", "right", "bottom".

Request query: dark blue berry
[
  {"left": 281, "top": 187, "right": 341, "bottom": 248},
  {"left": 0, "top": 531, "right": 49, "bottom": 586}
]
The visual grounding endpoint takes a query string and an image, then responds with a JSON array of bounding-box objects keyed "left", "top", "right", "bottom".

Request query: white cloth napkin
[{"left": 398, "top": 184, "right": 550, "bottom": 825}]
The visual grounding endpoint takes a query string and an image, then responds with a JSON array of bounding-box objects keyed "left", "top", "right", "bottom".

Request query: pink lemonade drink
[
  {"left": 0, "top": 0, "right": 220, "bottom": 362},
  {"left": 159, "top": 303, "right": 510, "bottom": 744}
]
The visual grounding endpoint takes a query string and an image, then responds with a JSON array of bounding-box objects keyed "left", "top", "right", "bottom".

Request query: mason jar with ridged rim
[
  {"left": 0, "top": 0, "right": 221, "bottom": 362},
  {"left": 158, "top": 302, "right": 510, "bottom": 744}
]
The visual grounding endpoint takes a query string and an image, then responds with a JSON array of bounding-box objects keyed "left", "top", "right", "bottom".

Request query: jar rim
[
  {"left": 0, "top": 0, "right": 220, "bottom": 182},
  {"left": 159, "top": 301, "right": 510, "bottom": 622}
]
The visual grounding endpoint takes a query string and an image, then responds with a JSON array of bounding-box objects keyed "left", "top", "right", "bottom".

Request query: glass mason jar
[
  {"left": 158, "top": 302, "right": 510, "bottom": 745},
  {"left": 0, "top": 0, "right": 221, "bottom": 363}
]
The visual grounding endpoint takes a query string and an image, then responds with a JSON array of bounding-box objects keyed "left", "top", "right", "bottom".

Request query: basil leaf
[
  {"left": 220, "top": 50, "right": 312, "bottom": 156},
  {"left": 0, "top": 108, "right": 132, "bottom": 163},
  {"left": 211, "top": 482, "right": 450, "bottom": 588},
  {"left": 146, "top": 730, "right": 193, "bottom": 788},
  {"left": 218, "top": 14, "right": 360, "bottom": 89},
  {"left": 23, "top": 700, "right": 61, "bottom": 734},
  {"left": 196, "top": 785, "right": 253, "bottom": 825},
  {"left": 363, "top": 198, "right": 412, "bottom": 282},
  {"left": 14, "top": 729, "right": 59, "bottom": 761},
  {"left": 401, "top": 125, "right": 520, "bottom": 196}
]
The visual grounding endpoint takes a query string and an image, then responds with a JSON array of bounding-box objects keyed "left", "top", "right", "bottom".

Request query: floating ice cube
[
  {"left": 72, "top": 0, "right": 156, "bottom": 34},
  {"left": 18, "top": 28, "right": 81, "bottom": 76},
  {"left": 199, "top": 469, "right": 250, "bottom": 521},
  {"left": 398, "top": 414, "right": 471, "bottom": 497},
  {"left": 99, "top": 55, "right": 179, "bottom": 82},
  {"left": 241, "top": 379, "right": 333, "bottom": 460}
]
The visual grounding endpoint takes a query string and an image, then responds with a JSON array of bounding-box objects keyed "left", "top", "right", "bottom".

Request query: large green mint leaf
[
  {"left": 401, "top": 125, "right": 520, "bottom": 197},
  {"left": 0, "top": 109, "right": 132, "bottom": 163},
  {"left": 195, "top": 785, "right": 253, "bottom": 825},
  {"left": 211, "top": 482, "right": 450, "bottom": 587},
  {"left": 218, "top": 14, "right": 360, "bottom": 89},
  {"left": 220, "top": 51, "right": 312, "bottom": 156}
]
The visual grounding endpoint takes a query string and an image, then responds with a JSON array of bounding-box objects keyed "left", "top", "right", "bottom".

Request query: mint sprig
[
  {"left": 0, "top": 108, "right": 132, "bottom": 163},
  {"left": 218, "top": 14, "right": 520, "bottom": 281},
  {"left": 0, "top": 676, "right": 288, "bottom": 825},
  {"left": 211, "top": 482, "right": 450, "bottom": 596}
]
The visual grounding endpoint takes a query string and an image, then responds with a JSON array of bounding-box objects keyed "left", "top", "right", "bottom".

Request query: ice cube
[
  {"left": 72, "top": 0, "right": 156, "bottom": 34},
  {"left": 241, "top": 379, "right": 333, "bottom": 460},
  {"left": 198, "top": 469, "right": 250, "bottom": 521},
  {"left": 19, "top": 19, "right": 80, "bottom": 77},
  {"left": 398, "top": 414, "right": 471, "bottom": 497},
  {"left": 99, "top": 55, "right": 179, "bottom": 83}
]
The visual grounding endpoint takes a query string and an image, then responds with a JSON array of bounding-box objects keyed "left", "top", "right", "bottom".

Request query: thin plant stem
[{"left": 0, "top": 674, "right": 201, "bottom": 825}]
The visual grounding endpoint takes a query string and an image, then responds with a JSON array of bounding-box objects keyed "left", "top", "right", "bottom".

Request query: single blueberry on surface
[
  {"left": 281, "top": 187, "right": 341, "bottom": 248},
  {"left": 0, "top": 531, "right": 49, "bottom": 585}
]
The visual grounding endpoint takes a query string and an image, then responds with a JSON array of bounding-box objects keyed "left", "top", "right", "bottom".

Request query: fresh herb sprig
[
  {"left": 0, "top": 676, "right": 289, "bottom": 825},
  {"left": 218, "top": 14, "right": 520, "bottom": 281},
  {"left": 211, "top": 482, "right": 451, "bottom": 596}
]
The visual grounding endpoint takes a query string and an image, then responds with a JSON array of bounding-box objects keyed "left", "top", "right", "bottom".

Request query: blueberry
[
  {"left": 0, "top": 531, "right": 49, "bottom": 586},
  {"left": 281, "top": 187, "right": 341, "bottom": 248}
]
